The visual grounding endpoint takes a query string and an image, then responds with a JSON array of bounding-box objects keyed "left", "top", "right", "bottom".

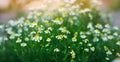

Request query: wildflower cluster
[{"left": 0, "top": 0, "right": 120, "bottom": 62}]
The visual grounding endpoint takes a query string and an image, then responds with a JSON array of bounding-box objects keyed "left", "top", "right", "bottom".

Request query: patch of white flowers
[{"left": 2, "top": 0, "right": 120, "bottom": 61}]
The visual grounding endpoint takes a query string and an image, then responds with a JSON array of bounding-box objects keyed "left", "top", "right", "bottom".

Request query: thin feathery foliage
[{"left": 0, "top": 0, "right": 120, "bottom": 62}]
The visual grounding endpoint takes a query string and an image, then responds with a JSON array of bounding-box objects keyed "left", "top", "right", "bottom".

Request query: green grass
[{"left": 0, "top": 0, "right": 120, "bottom": 62}]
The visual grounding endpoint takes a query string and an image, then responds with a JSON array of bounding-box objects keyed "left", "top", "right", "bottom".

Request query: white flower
[
  {"left": 9, "top": 34, "right": 16, "bottom": 39},
  {"left": 63, "top": 35, "right": 67, "bottom": 39},
  {"left": 29, "top": 22, "right": 37, "bottom": 27},
  {"left": 56, "top": 35, "right": 63, "bottom": 40},
  {"left": 8, "top": 20, "right": 18, "bottom": 26},
  {"left": 70, "top": 50, "right": 76, "bottom": 58},
  {"left": 90, "top": 47, "right": 95, "bottom": 52},
  {"left": 21, "top": 42, "right": 27, "bottom": 47},
  {"left": 72, "top": 36, "right": 77, "bottom": 42},
  {"left": 48, "top": 27, "right": 53, "bottom": 31},
  {"left": 54, "top": 48, "right": 60, "bottom": 52},
  {"left": 25, "top": 37, "right": 29, "bottom": 41},
  {"left": 94, "top": 29, "right": 100, "bottom": 34},
  {"left": 15, "top": 33, "right": 21, "bottom": 37},
  {"left": 108, "top": 35, "right": 114, "bottom": 40},
  {"left": 33, "top": 34, "right": 42, "bottom": 42},
  {"left": 24, "top": 27, "right": 28, "bottom": 31},
  {"left": 46, "top": 38, "right": 51, "bottom": 42},
  {"left": 116, "top": 41, "right": 120, "bottom": 46},
  {"left": 113, "top": 26, "right": 119, "bottom": 30},
  {"left": 59, "top": 27, "right": 70, "bottom": 34},
  {"left": 93, "top": 37, "right": 99, "bottom": 42},
  {"left": 112, "top": 58, "right": 120, "bottom": 62},
  {"left": 95, "top": 23, "right": 103, "bottom": 29},
  {"left": 102, "top": 37, "right": 108, "bottom": 41},
  {"left": 53, "top": 18, "right": 63, "bottom": 24},
  {"left": 80, "top": 35, "right": 86, "bottom": 39},
  {"left": 87, "top": 43, "right": 92, "bottom": 46},
  {"left": 86, "top": 31, "right": 91, "bottom": 35},
  {"left": 88, "top": 13, "right": 93, "bottom": 20},
  {"left": 80, "top": 32, "right": 85, "bottom": 35},
  {"left": 113, "top": 32, "right": 118, "bottom": 36},
  {"left": 16, "top": 38, "right": 22, "bottom": 43},
  {"left": 106, "top": 57, "right": 110, "bottom": 60},
  {"left": 6, "top": 27, "right": 13, "bottom": 34},
  {"left": 84, "top": 39, "right": 89, "bottom": 43},
  {"left": 79, "top": 42, "right": 83, "bottom": 45},
  {"left": 84, "top": 48, "right": 89, "bottom": 52},
  {"left": 106, "top": 50, "right": 112, "bottom": 55},
  {"left": 80, "top": 8, "right": 91, "bottom": 13},
  {"left": 44, "top": 30, "right": 50, "bottom": 34},
  {"left": 87, "top": 22, "right": 93, "bottom": 30},
  {"left": 18, "top": 29, "right": 22, "bottom": 33},
  {"left": 116, "top": 53, "right": 120, "bottom": 57},
  {"left": 102, "top": 28, "right": 110, "bottom": 33},
  {"left": 105, "top": 24, "right": 110, "bottom": 28},
  {"left": 30, "top": 31, "right": 36, "bottom": 35}
]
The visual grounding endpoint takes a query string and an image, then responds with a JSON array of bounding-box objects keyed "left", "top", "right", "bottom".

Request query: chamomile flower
[
  {"left": 106, "top": 57, "right": 110, "bottom": 60},
  {"left": 70, "top": 50, "right": 76, "bottom": 58},
  {"left": 84, "top": 48, "right": 89, "bottom": 52},
  {"left": 106, "top": 50, "right": 112, "bottom": 55},
  {"left": 29, "top": 22, "right": 37, "bottom": 27},
  {"left": 113, "top": 32, "right": 119, "bottom": 36},
  {"left": 94, "top": 29, "right": 100, "bottom": 34},
  {"left": 84, "top": 39, "right": 89, "bottom": 43},
  {"left": 72, "top": 36, "right": 77, "bottom": 42},
  {"left": 80, "top": 8, "right": 91, "bottom": 13},
  {"left": 48, "top": 27, "right": 53, "bottom": 31},
  {"left": 87, "top": 22, "right": 93, "bottom": 30},
  {"left": 105, "top": 24, "right": 110, "bottom": 28},
  {"left": 74, "top": 32, "right": 78, "bottom": 36},
  {"left": 56, "top": 34, "right": 63, "bottom": 40},
  {"left": 86, "top": 31, "right": 91, "bottom": 35},
  {"left": 93, "top": 37, "right": 99, "bottom": 42},
  {"left": 116, "top": 41, "right": 120, "bottom": 46},
  {"left": 95, "top": 23, "right": 103, "bottom": 29},
  {"left": 80, "top": 35, "right": 86, "bottom": 39},
  {"left": 53, "top": 17, "right": 63, "bottom": 24},
  {"left": 102, "top": 36, "right": 108, "bottom": 41},
  {"left": 33, "top": 34, "right": 42, "bottom": 42},
  {"left": 9, "top": 34, "right": 16, "bottom": 39},
  {"left": 63, "top": 35, "right": 67, "bottom": 39},
  {"left": 16, "top": 38, "right": 22, "bottom": 43},
  {"left": 59, "top": 27, "right": 70, "bottom": 34},
  {"left": 102, "top": 28, "right": 110, "bottom": 33},
  {"left": 25, "top": 37, "right": 29, "bottom": 41},
  {"left": 44, "top": 30, "right": 50, "bottom": 34},
  {"left": 108, "top": 35, "right": 114, "bottom": 40},
  {"left": 18, "top": 28, "right": 22, "bottom": 33},
  {"left": 90, "top": 47, "right": 95, "bottom": 52},
  {"left": 54, "top": 48, "right": 60, "bottom": 52},
  {"left": 20, "top": 42, "right": 27, "bottom": 47},
  {"left": 30, "top": 31, "right": 36, "bottom": 35},
  {"left": 46, "top": 38, "right": 51, "bottom": 42},
  {"left": 116, "top": 52, "right": 120, "bottom": 57},
  {"left": 113, "top": 26, "right": 119, "bottom": 30},
  {"left": 87, "top": 43, "right": 92, "bottom": 46}
]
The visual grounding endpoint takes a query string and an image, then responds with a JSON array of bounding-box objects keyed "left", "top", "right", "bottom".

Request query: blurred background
[{"left": 0, "top": 0, "right": 120, "bottom": 27}]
